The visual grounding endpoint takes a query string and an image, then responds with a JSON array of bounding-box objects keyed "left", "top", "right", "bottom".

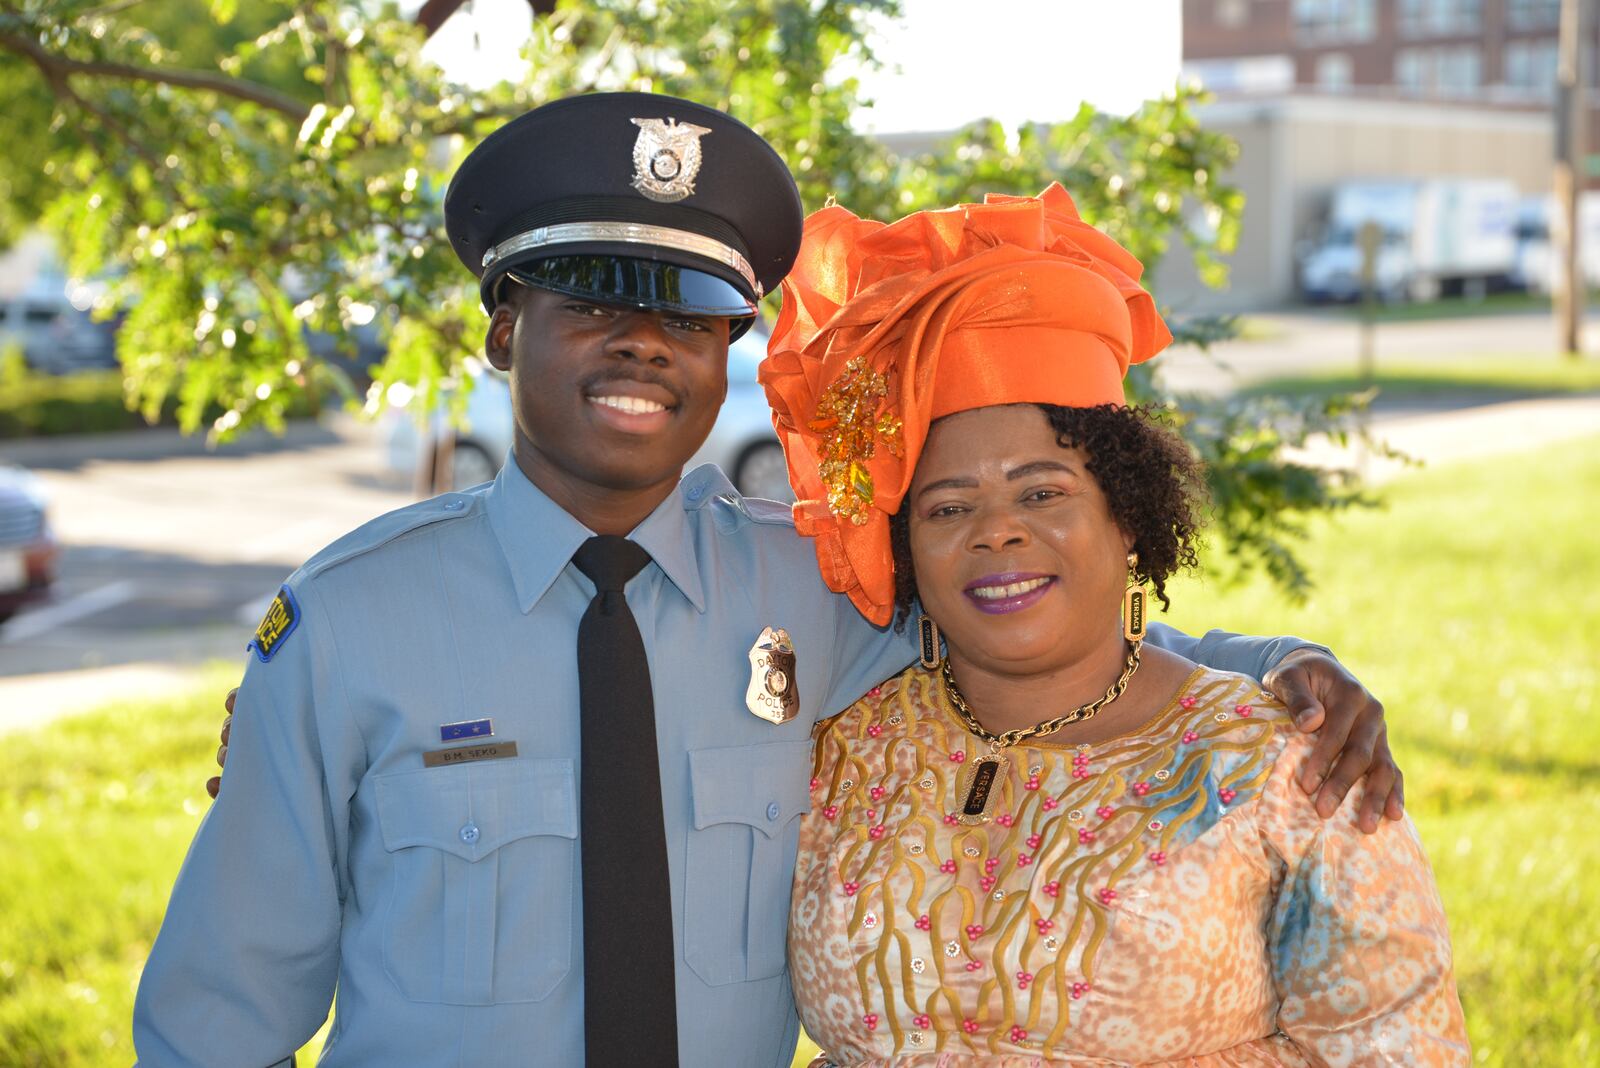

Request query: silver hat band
[{"left": 481, "top": 221, "right": 761, "bottom": 298}]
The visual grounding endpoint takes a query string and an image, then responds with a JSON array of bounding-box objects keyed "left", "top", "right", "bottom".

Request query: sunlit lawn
[
  {"left": 4, "top": 437, "right": 1597, "bottom": 1066},
  {"left": 1240, "top": 354, "right": 1600, "bottom": 404},
  {"left": 1313, "top": 290, "right": 1590, "bottom": 323}
]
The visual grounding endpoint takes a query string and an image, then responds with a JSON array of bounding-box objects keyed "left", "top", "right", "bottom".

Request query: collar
[{"left": 486, "top": 456, "right": 707, "bottom": 614}]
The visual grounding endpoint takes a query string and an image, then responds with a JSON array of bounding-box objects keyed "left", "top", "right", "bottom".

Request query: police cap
[{"left": 445, "top": 92, "right": 802, "bottom": 340}]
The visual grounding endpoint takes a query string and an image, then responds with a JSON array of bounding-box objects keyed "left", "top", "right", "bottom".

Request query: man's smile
[{"left": 584, "top": 380, "right": 680, "bottom": 433}]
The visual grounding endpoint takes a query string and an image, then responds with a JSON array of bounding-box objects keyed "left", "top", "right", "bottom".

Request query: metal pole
[
  {"left": 1553, "top": 0, "right": 1587, "bottom": 358},
  {"left": 1357, "top": 220, "right": 1381, "bottom": 390},
  {"left": 1356, "top": 220, "right": 1382, "bottom": 475}
]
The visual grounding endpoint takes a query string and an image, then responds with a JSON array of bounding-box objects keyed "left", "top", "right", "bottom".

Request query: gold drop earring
[{"left": 1123, "top": 551, "right": 1147, "bottom": 643}]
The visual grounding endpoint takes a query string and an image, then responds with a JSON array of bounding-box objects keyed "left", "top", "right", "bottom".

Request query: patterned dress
[{"left": 790, "top": 664, "right": 1468, "bottom": 1066}]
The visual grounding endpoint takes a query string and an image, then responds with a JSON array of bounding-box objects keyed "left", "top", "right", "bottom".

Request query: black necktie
[{"left": 572, "top": 535, "right": 679, "bottom": 1067}]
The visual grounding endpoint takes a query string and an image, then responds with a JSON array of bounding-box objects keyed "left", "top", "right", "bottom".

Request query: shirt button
[
  {"left": 459, "top": 822, "right": 480, "bottom": 844},
  {"left": 443, "top": 499, "right": 465, "bottom": 511},
  {"left": 766, "top": 802, "right": 781, "bottom": 821}
]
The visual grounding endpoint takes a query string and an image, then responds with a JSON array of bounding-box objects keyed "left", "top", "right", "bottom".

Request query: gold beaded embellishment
[{"left": 808, "top": 356, "right": 903, "bottom": 525}]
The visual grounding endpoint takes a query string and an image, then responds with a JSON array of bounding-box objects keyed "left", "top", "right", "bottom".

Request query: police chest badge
[
  {"left": 629, "top": 116, "right": 710, "bottom": 203},
  {"left": 746, "top": 626, "right": 799, "bottom": 724}
]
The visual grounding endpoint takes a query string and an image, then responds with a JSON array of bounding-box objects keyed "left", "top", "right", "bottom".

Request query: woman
[{"left": 761, "top": 186, "right": 1467, "bottom": 1065}]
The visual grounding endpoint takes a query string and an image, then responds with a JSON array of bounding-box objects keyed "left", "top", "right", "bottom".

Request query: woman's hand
[
  {"left": 1264, "top": 649, "right": 1404, "bottom": 835},
  {"left": 204, "top": 687, "right": 236, "bottom": 799}
]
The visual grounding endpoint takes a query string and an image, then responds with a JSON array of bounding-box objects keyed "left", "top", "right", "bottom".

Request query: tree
[{"left": 0, "top": 0, "right": 1370, "bottom": 599}]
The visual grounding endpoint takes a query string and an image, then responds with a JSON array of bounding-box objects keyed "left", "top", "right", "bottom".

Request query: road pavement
[{"left": 0, "top": 416, "right": 414, "bottom": 731}]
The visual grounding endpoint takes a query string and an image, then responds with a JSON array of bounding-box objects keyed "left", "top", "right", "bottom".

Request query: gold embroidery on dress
[
  {"left": 812, "top": 667, "right": 1286, "bottom": 1055},
  {"left": 808, "top": 356, "right": 904, "bottom": 525}
]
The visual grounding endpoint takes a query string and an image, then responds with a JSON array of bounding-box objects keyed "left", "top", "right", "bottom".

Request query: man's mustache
[{"left": 578, "top": 366, "right": 687, "bottom": 406}]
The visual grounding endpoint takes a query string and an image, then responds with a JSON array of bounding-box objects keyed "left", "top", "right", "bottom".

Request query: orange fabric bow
[{"left": 759, "top": 184, "right": 1171, "bottom": 626}]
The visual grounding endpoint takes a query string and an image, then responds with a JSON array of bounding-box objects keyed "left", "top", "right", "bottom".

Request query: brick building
[
  {"left": 1183, "top": 0, "right": 1599, "bottom": 181},
  {"left": 1148, "top": 0, "right": 1599, "bottom": 308}
]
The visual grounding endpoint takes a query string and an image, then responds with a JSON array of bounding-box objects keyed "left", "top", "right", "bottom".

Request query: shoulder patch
[{"left": 249, "top": 585, "right": 300, "bottom": 662}]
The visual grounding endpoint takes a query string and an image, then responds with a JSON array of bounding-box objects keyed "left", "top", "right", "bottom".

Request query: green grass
[
  {"left": 5, "top": 438, "right": 1598, "bottom": 1066},
  {"left": 0, "top": 670, "right": 336, "bottom": 1068},
  {"left": 1161, "top": 434, "right": 1600, "bottom": 1065},
  {"left": 1241, "top": 355, "right": 1600, "bottom": 404},
  {"left": 1319, "top": 290, "right": 1583, "bottom": 324}
]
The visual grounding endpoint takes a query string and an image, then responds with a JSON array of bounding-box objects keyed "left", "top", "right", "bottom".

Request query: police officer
[{"left": 137, "top": 93, "right": 1400, "bottom": 1067}]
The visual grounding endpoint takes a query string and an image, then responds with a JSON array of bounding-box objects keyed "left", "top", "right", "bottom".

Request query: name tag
[{"left": 422, "top": 741, "right": 519, "bottom": 768}]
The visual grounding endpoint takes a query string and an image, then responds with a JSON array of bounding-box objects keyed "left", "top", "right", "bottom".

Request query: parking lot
[{"left": 0, "top": 417, "right": 413, "bottom": 729}]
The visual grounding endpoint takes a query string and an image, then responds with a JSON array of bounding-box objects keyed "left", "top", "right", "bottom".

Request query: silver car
[
  {"left": 0, "top": 465, "right": 58, "bottom": 625},
  {"left": 0, "top": 236, "right": 118, "bottom": 375},
  {"left": 385, "top": 324, "right": 794, "bottom": 501}
]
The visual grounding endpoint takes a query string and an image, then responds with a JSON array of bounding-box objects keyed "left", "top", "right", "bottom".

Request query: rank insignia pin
[
  {"left": 746, "top": 626, "right": 799, "bottom": 724},
  {"left": 439, "top": 718, "right": 494, "bottom": 743}
]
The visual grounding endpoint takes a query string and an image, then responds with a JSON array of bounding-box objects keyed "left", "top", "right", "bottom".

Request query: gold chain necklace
[{"left": 940, "top": 642, "right": 1142, "bottom": 824}]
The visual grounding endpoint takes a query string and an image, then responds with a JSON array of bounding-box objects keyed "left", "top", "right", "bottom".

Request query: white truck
[
  {"left": 1509, "top": 193, "right": 1600, "bottom": 295},
  {"left": 1299, "top": 179, "right": 1518, "bottom": 303}
]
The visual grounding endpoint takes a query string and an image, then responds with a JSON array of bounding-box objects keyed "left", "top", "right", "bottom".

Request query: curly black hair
[{"left": 889, "top": 403, "right": 1208, "bottom": 628}]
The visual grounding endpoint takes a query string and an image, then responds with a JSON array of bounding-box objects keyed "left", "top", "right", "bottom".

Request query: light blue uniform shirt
[{"left": 133, "top": 459, "right": 1319, "bottom": 1067}]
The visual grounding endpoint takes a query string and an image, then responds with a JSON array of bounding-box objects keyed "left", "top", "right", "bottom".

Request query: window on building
[
  {"left": 1183, "top": 54, "right": 1297, "bottom": 93},
  {"left": 1315, "top": 52, "right": 1355, "bottom": 91},
  {"left": 1395, "top": 45, "right": 1483, "bottom": 95},
  {"left": 1504, "top": 38, "right": 1560, "bottom": 95},
  {"left": 1396, "top": 48, "right": 1423, "bottom": 91},
  {"left": 1215, "top": 0, "right": 1251, "bottom": 28},
  {"left": 1399, "top": 0, "right": 1483, "bottom": 37},
  {"left": 1441, "top": 46, "right": 1482, "bottom": 92},
  {"left": 1293, "top": 0, "right": 1376, "bottom": 44},
  {"left": 1504, "top": 0, "right": 1561, "bottom": 31}
]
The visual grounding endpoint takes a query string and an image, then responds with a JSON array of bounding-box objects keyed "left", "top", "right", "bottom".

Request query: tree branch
[
  {"left": 0, "top": 29, "right": 311, "bottom": 120},
  {"left": 72, "top": 0, "right": 150, "bottom": 19}
]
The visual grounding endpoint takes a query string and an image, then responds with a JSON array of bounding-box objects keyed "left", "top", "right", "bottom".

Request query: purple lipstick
[{"left": 963, "top": 572, "right": 1057, "bottom": 615}]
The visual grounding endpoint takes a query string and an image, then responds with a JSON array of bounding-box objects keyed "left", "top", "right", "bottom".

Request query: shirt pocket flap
[
  {"left": 376, "top": 759, "right": 577, "bottom": 862},
  {"left": 689, "top": 740, "right": 813, "bottom": 839}
]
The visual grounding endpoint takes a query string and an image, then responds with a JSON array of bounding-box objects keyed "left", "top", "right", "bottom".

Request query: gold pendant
[{"left": 956, "top": 750, "right": 1009, "bottom": 825}]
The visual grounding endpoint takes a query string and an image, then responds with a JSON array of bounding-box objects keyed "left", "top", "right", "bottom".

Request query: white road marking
[{"left": 0, "top": 579, "right": 139, "bottom": 644}]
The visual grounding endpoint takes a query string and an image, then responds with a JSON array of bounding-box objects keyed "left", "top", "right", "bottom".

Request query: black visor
[{"left": 504, "top": 256, "right": 759, "bottom": 336}]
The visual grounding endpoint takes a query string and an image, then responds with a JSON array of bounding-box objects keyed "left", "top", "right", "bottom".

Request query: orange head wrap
[{"left": 759, "top": 184, "right": 1172, "bottom": 626}]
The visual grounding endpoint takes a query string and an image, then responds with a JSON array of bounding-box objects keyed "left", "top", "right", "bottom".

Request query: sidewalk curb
[{"left": 0, "top": 414, "right": 371, "bottom": 470}]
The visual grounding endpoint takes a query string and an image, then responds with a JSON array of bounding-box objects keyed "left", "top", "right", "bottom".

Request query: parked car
[
  {"left": 0, "top": 265, "right": 118, "bottom": 374},
  {"left": 384, "top": 323, "right": 795, "bottom": 501},
  {"left": 1509, "top": 193, "right": 1600, "bottom": 295},
  {"left": 0, "top": 465, "right": 59, "bottom": 625}
]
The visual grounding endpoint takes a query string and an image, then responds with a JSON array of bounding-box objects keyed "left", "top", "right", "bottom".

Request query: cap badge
[
  {"left": 630, "top": 116, "right": 710, "bottom": 203},
  {"left": 746, "top": 626, "right": 799, "bottom": 724}
]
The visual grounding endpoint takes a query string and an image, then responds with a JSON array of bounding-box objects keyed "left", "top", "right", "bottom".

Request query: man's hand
[
  {"left": 204, "top": 687, "right": 236, "bottom": 799},
  {"left": 1264, "top": 649, "right": 1404, "bottom": 834}
]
